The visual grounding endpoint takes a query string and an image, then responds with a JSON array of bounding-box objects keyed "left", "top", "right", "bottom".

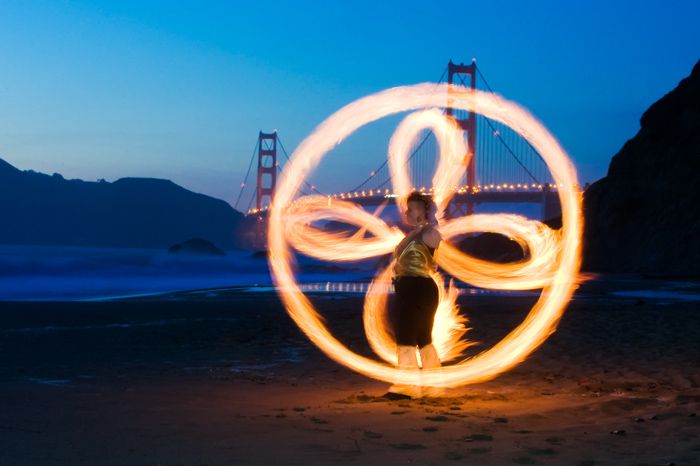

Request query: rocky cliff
[{"left": 583, "top": 59, "right": 700, "bottom": 275}]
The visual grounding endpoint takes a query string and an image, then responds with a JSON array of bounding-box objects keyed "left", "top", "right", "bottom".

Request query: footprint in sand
[
  {"left": 577, "top": 460, "right": 599, "bottom": 466},
  {"left": 463, "top": 433, "right": 493, "bottom": 442},
  {"left": 425, "top": 415, "right": 449, "bottom": 422},
  {"left": 526, "top": 447, "right": 558, "bottom": 456},
  {"left": 390, "top": 443, "right": 426, "bottom": 450},
  {"left": 512, "top": 456, "right": 536, "bottom": 464},
  {"left": 467, "top": 447, "right": 491, "bottom": 454}
]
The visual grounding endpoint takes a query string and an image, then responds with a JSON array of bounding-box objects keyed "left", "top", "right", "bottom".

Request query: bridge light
[
  {"left": 510, "top": 184, "right": 514, "bottom": 189},
  {"left": 361, "top": 190, "right": 366, "bottom": 196},
  {"left": 370, "top": 171, "right": 375, "bottom": 177},
  {"left": 493, "top": 130, "right": 500, "bottom": 136},
  {"left": 240, "top": 182, "right": 246, "bottom": 188}
]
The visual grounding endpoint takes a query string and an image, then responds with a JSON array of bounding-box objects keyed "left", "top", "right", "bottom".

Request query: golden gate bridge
[{"left": 234, "top": 59, "right": 588, "bottom": 233}]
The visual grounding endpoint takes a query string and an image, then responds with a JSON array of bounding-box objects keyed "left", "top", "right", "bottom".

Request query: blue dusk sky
[{"left": 0, "top": 0, "right": 697, "bottom": 211}]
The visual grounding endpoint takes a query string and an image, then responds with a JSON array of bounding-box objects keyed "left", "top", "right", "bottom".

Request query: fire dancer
[{"left": 385, "top": 191, "right": 442, "bottom": 399}]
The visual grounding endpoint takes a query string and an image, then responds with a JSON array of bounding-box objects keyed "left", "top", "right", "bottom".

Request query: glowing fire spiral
[{"left": 267, "top": 83, "right": 583, "bottom": 388}]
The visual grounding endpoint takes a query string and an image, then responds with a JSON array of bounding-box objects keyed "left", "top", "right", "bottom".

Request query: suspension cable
[
  {"left": 475, "top": 64, "right": 545, "bottom": 183},
  {"left": 276, "top": 134, "right": 325, "bottom": 196},
  {"left": 234, "top": 138, "right": 260, "bottom": 210},
  {"left": 348, "top": 65, "right": 449, "bottom": 193}
]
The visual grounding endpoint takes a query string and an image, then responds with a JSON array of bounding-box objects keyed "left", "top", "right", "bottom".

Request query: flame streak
[
  {"left": 388, "top": 108, "right": 467, "bottom": 223},
  {"left": 362, "top": 263, "right": 475, "bottom": 365},
  {"left": 268, "top": 83, "right": 583, "bottom": 388}
]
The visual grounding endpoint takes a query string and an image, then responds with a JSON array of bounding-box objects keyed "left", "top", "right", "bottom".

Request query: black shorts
[{"left": 392, "top": 275, "right": 439, "bottom": 348}]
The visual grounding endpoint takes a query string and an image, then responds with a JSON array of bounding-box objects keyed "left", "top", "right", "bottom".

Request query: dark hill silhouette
[
  {"left": 0, "top": 159, "right": 243, "bottom": 250},
  {"left": 583, "top": 59, "right": 700, "bottom": 274}
]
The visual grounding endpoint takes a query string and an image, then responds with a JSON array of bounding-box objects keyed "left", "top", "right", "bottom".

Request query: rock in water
[
  {"left": 457, "top": 232, "right": 527, "bottom": 263},
  {"left": 168, "top": 238, "right": 226, "bottom": 256},
  {"left": 583, "top": 59, "right": 700, "bottom": 275}
]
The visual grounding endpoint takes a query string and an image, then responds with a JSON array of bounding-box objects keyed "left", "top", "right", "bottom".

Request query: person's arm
[{"left": 422, "top": 226, "right": 442, "bottom": 249}]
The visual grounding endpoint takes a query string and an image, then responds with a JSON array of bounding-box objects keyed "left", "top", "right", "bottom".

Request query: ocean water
[
  {"left": 2, "top": 244, "right": 699, "bottom": 303},
  {"left": 0, "top": 244, "right": 377, "bottom": 301}
]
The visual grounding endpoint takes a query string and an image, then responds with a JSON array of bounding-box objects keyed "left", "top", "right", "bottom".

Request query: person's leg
[
  {"left": 417, "top": 278, "right": 441, "bottom": 369},
  {"left": 386, "top": 277, "right": 421, "bottom": 398},
  {"left": 416, "top": 278, "right": 444, "bottom": 397},
  {"left": 394, "top": 277, "right": 420, "bottom": 364},
  {"left": 419, "top": 343, "right": 440, "bottom": 369},
  {"left": 397, "top": 345, "right": 419, "bottom": 368},
  {"left": 388, "top": 345, "right": 421, "bottom": 398}
]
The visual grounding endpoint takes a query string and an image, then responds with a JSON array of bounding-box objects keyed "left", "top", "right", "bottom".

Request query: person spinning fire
[{"left": 384, "top": 191, "right": 442, "bottom": 399}]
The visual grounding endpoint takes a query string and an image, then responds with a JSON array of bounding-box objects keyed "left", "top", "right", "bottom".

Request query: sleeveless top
[{"left": 393, "top": 225, "right": 437, "bottom": 278}]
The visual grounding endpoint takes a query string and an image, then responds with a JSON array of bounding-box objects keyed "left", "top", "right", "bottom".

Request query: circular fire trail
[{"left": 267, "top": 83, "right": 583, "bottom": 388}]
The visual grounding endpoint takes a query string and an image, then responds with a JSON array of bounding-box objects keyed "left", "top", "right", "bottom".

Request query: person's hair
[{"left": 405, "top": 191, "right": 437, "bottom": 225}]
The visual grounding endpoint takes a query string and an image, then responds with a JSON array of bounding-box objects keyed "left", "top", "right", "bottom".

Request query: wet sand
[{"left": 1, "top": 274, "right": 699, "bottom": 465}]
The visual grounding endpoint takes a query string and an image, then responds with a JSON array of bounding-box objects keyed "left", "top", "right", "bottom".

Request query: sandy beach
[{"left": 1, "top": 274, "right": 699, "bottom": 465}]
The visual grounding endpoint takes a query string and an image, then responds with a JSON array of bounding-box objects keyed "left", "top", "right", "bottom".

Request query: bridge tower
[
  {"left": 446, "top": 59, "right": 477, "bottom": 215},
  {"left": 256, "top": 131, "right": 277, "bottom": 211}
]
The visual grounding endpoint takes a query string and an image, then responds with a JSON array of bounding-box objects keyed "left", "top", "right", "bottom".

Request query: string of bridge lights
[{"left": 246, "top": 182, "right": 575, "bottom": 215}]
